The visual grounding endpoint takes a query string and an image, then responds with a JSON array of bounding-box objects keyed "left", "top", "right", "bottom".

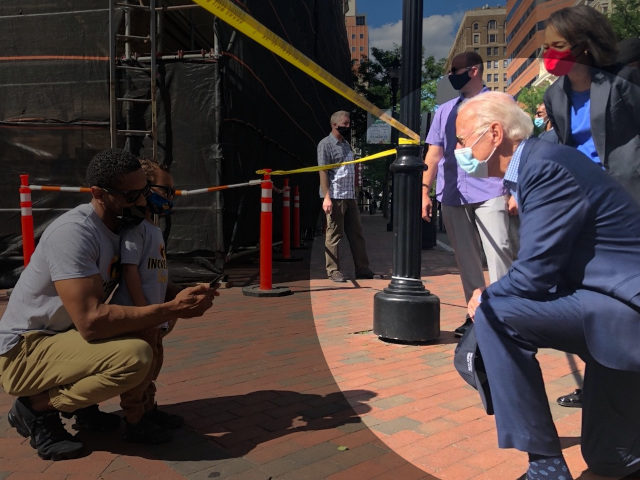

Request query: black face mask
[
  {"left": 449, "top": 70, "right": 471, "bottom": 90},
  {"left": 337, "top": 126, "right": 351, "bottom": 141},
  {"left": 117, "top": 205, "right": 147, "bottom": 231}
]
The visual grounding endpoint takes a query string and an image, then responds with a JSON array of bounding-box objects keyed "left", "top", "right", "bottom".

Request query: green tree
[
  {"left": 516, "top": 84, "right": 550, "bottom": 117},
  {"left": 421, "top": 55, "right": 445, "bottom": 113},
  {"left": 609, "top": 0, "right": 640, "bottom": 39},
  {"left": 351, "top": 48, "right": 445, "bottom": 213}
]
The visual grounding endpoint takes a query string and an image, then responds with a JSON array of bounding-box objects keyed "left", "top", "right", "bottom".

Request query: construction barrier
[
  {"left": 17, "top": 176, "right": 263, "bottom": 266},
  {"left": 17, "top": 146, "right": 394, "bottom": 285},
  {"left": 19, "top": 175, "right": 35, "bottom": 266},
  {"left": 242, "top": 170, "right": 292, "bottom": 297},
  {"left": 293, "top": 185, "right": 301, "bottom": 249},
  {"left": 260, "top": 171, "right": 273, "bottom": 289},
  {"left": 273, "top": 178, "right": 301, "bottom": 263},
  {"left": 281, "top": 178, "right": 291, "bottom": 259}
]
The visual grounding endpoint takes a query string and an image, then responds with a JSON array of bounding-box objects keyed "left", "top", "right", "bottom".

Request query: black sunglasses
[
  {"left": 150, "top": 184, "right": 176, "bottom": 198},
  {"left": 102, "top": 182, "right": 151, "bottom": 203}
]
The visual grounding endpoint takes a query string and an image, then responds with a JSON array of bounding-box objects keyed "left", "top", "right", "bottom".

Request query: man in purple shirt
[{"left": 422, "top": 52, "right": 514, "bottom": 337}]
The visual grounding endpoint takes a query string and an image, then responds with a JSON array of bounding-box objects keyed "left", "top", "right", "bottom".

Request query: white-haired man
[
  {"left": 458, "top": 92, "right": 640, "bottom": 480},
  {"left": 318, "top": 110, "right": 374, "bottom": 282}
]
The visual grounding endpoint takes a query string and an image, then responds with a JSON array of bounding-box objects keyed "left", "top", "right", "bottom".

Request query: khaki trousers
[
  {"left": 441, "top": 195, "right": 513, "bottom": 302},
  {"left": 120, "top": 327, "right": 164, "bottom": 423},
  {"left": 0, "top": 329, "right": 152, "bottom": 413},
  {"left": 325, "top": 198, "right": 370, "bottom": 275}
]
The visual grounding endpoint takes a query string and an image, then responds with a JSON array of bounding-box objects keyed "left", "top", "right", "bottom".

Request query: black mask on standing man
[
  {"left": 448, "top": 69, "right": 472, "bottom": 90},
  {"left": 337, "top": 126, "right": 351, "bottom": 142}
]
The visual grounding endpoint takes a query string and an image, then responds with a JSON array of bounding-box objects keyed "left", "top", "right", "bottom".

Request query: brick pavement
[{"left": 0, "top": 213, "right": 624, "bottom": 480}]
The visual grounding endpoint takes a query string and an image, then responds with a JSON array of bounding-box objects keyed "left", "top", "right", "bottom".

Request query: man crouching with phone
[{"left": 0, "top": 149, "right": 217, "bottom": 460}]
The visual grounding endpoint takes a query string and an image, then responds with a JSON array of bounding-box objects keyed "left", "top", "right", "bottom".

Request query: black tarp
[{"left": 0, "top": 0, "right": 352, "bottom": 286}]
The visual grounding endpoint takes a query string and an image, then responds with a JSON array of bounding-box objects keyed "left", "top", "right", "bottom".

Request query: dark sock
[{"left": 527, "top": 453, "right": 572, "bottom": 480}]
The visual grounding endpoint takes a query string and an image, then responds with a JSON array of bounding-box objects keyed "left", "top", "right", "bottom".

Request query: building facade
[
  {"left": 445, "top": 6, "right": 509, "bottom": 93},
  {"left": 345, "top": 0, "right": 369, "bottom": 67}
]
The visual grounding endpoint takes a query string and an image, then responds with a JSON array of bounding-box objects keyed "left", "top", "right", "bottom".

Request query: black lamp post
[
  {"left": 385, "top": 62, "right": 400, "bottom": 231},
  {"left": 373, "top": 0, "right": 440, "bottom": 342}
]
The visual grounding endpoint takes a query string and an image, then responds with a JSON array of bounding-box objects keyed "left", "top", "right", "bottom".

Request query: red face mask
[{"left": 543, "top": 47, "right": 577, "bottom": 76}]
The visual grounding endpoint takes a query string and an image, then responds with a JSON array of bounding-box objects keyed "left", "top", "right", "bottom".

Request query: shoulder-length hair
[{"left": 547, "top": 5, "right": 618, "bottom": 68}]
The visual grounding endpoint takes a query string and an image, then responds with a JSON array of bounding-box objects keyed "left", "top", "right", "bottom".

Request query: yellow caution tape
[
  {"left": 191, "top": 0, "right": 420, "bottom": 142},
  {"left": 256, "top": 149, "right": 397, "bottom": 176}
]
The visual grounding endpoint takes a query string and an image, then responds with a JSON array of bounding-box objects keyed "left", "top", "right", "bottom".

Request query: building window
[
  {"left": 493, "top": 47, "right": 499, "bottom": 55},
  {"left": 360, "top": 46, "right": 363, "bottom": 51},
  {"left": 503, "top": 47, "right": 507, "bottom": 55},
  {"left": 487, "top": 61, "right": 492, "bottom": 69},
  {"left": 473, "top": 22, "right": 479, "bottom": 30},
  {"left": 474, "top": 48, "right": 479, "bottom": 53},
  {"left": 356, "top": 15, "right": 365, "bottom": 25},
  {"left": 488, "top": 20, "right": 496, "bottom": 29},
  {"left": 503, "top": 59, "right": 509, "bottom": 67},
  {"left": 487, "top": 47, "right": 492, "bottom": 56},
  {"left": 494, "top": 60, "right": 498, "bottom": 68},
  {"left": 489, "top": 34, "right": 496, "bottom": 43},
  {"left": 503, "top": 73, "right": 507, "bottom": 82},
  {"left": 352, "top": 47, "right": 356, "bottom": 52},
  {"left": 352, "top": 34, "right": 355, "bottom": 39},
  {"left": 360, "top": 33, "right": 364, "bottom": 39},
  {"left": 493, "top": 74, "right": 499, "bottom": 82},
  {"left": 487, "top": 75, "right": 492, "bottom": 83},
  {"left": 473, "top": 33, "right": 480, "bottom": 44}
]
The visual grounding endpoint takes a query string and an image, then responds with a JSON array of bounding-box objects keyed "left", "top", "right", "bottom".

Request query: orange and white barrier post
[
  {"left": 242, "top": 169, "right": 292, "bottom": 297},
  {"left": 259, "top": 170, "right": 273, "bottom": 290},
  {"left": 281, "top": 178, "right": 291, "bottom": 259},
  {"left": 293, "top": 185, "right": 301, "bottom": 249},
  {"left": 19, "top": 174, "right": 35, "bottom": 266}
]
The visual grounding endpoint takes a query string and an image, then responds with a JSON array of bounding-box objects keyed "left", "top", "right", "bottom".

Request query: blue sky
[{"left": 356, "top": 0, "right": 505, "bottom": 60}]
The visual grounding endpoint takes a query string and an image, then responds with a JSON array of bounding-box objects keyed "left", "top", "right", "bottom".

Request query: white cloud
[{"left": 369, "top": 13, "right": 464, "bottom": 61}]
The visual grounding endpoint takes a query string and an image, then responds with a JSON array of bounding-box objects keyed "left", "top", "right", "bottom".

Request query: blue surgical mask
[
  {"left": 454, "top": 126, "right": 496, "bottom": 178},
  {"left": 533, "top": 117, "right": 546, "bottom": 128}
]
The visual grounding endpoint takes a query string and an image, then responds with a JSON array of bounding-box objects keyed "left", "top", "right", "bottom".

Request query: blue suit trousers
[{"left": 474, "top": 289, "right": 640, "bottom": 477}]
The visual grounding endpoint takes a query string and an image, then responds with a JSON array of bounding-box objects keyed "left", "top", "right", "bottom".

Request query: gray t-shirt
[
  {"left": 111, "top": 220, "right": 168, "bottom": 307},
  {"left": 0, "top": 203, "right": 120, "bottom": 354}
]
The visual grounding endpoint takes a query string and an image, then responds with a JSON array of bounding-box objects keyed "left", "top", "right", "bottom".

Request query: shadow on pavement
[{"left": 82, "top": 389, "right": 377, "bottom": 461}]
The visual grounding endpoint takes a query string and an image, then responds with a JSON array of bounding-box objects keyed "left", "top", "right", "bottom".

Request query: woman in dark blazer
[
  {"left": 543, "top": 5, "right": 640, "bottom": 204},
  {"left": 542, "top": 4, "right": 640, "bottom": 410}
]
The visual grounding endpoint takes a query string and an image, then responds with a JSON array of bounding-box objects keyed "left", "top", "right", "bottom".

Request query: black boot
[
  {"left": 8, "top": 397, "right": 84, "bottom": 461},
  {"left": 123, "top": 415, "right": 172, "bottom": 444},
  {"left": 144, "top": 404, "right": 184, "bottom": 429},
  {"left": 62, "top": 404, "right": 121, "bottom": 432}
]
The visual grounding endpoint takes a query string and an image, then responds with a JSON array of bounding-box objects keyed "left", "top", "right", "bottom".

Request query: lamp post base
[{"left": 373, "top": 289, "right": 440, "bottom": 342}]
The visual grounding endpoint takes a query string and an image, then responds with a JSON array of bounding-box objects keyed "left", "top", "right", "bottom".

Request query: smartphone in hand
[{"left": 209, "top": 273, "right": 224, "bottom": 288}]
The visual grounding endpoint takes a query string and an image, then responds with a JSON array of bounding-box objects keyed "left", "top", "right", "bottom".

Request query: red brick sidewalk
[{"left": 0, "top": 214, "right": 619, "bottom": 480}]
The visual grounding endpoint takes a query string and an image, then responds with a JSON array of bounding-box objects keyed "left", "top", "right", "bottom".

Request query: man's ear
[
  {"left": 490, "top": 121, "right": 504, "bottom": 146},
  {"left": 90, "top": 186, "right": 105, "bottom": 202}
]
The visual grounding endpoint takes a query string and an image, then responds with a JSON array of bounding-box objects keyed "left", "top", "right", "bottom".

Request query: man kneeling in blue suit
[{"left": 457, "top": 91, "right": 640, "bottom": 480}]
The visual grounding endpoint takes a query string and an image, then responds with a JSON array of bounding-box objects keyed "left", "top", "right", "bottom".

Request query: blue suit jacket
[{"left": 485, "top": 138, "right": 640, "bottom": 370}]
